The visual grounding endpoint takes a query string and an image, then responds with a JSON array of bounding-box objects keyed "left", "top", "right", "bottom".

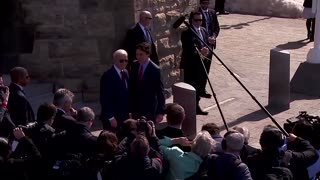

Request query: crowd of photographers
[{"left": 1, "top": 71, "right": 320, "bottom": 180}]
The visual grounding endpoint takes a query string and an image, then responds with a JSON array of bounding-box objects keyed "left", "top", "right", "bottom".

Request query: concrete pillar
[
  {"left": 268, "top": 48, "right": 290, "bottom": 110},
  {"left": 172, "top": 82, "right": 197, "bottom": 139},
  {"left": 308, "top": 0, "right": 320, "bottom": 63}
]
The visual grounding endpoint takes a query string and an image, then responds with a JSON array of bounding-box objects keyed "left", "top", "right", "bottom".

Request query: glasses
[
  {"left": 193, "top": 19, "right": 203, "bottom": 22},
  {"left": 145, "top": 17, "right": 152, "bottom": 20},
  {"left": 119, "top": 59, "right": 128, "bottom": 63}
]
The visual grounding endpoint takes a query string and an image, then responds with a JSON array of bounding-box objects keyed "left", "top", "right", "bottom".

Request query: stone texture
[{"left": 268, "top": 48, "right": 290, "bottom": 110}]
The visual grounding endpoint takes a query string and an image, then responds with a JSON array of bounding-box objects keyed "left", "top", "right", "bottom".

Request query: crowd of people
[{"left": 1, "top": 0, "right": 320, "bottom": 180}]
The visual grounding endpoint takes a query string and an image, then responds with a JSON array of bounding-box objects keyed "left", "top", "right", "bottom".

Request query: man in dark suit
[
  {"left": 124, "top": 10, "right": 159, "bottom": 67},
  {"left": 7, "top": 67, "right": 35, "bottom": 125},
  {"left": 199, "top": 0, "right": 220, "bottom": 98},
  {"left": 215, "top": 0, "right": 229, "bottom": 15},
  {"left": 52, "top": 88, "right": 76, "bottom": 132},
  {"left": 100, "top": 49, "right": 130, "bottom": 131},
  {"left": 180, "top": 11, "right": 215, "bottom": 115},
  {"left": 130, "top": 42, "right": 165, "bottom": 123}
]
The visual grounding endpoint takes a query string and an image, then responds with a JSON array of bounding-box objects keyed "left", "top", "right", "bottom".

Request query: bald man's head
[
  {"left": 139, "top": 11, "right": 152, "bottom": 27},
  {"left": 113, "top": 49, "right": 128, "bottom": 70},
  {"left": 10, "top": 67, "right": 30, "bottom": 87}
]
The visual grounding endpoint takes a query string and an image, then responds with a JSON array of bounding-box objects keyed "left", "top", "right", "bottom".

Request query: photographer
[
  {"left": 0, "top": 85, "right": 16, "bottom": 138},
  {"left": 0, "top": 128, "right": 41, "bottom": 180},
  {"left": 117, "top": 118, "right": 162, "bottom": 159}
]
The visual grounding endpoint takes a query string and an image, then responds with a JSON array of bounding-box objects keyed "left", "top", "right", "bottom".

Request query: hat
[
  {"left": 225, "top": 132, "right": 244, "bottom": 151},
  {"left": 260, "top": 127, "right": 285, "bottom": 149}
]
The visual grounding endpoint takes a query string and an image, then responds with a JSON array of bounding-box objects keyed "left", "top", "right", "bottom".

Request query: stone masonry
[{"left": 14, "top": 0, "right": 197, "bottom": 101}]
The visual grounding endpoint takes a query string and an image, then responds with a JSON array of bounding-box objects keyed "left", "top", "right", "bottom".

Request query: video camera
[{"left": 284, "top": 111, "right": 320, "bottom": 149}]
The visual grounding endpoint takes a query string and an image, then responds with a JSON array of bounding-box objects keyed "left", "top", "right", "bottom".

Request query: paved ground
[
  {"left": 12, "top": 13, "right": 319, "bottom": 148},
  {"left": 195, "top": 14, "right": 320, "bottom": 148}
]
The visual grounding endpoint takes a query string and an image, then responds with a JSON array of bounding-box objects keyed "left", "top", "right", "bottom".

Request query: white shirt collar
[
  {"left": 201, "top": 8, "right": 209, "bottom": 13},
  {"left": 113, "top": 65, "right": 122, "bottom": 78},
  {"left": 193, "top": 25, "right": 201, "bottom": 32}
]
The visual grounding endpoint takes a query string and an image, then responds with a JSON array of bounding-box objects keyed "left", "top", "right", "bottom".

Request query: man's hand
[
  {"left": 13, "top": 128, "right": 25, "bottom": 140},
  {"left": 208, "top": 36, "right": 216, "bottom": 44},
  {"left": 0, "top": 86, "right": 9, "bottom": 103},
  {"left": 172, "top": 137, "right": 192, "bottom": 147},
  {"left": 110, "top": 118, "right": 118, "bottom": 128},
  {"left": 200, "top": 47, "right": 209, "bottom": 56},
  {"left": 147, "top": 121, "right": 157, "bottom": 137},
  {"left": 155, "top": 114, "right": 164, "bottom": 123},
  {"left": 287, "top": 133, "right": 297, "bottom": 142}
]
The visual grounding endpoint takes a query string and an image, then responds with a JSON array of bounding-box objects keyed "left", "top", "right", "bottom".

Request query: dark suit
[
  {"left": 100, "top": 65, "right": 129, "bottom": 130},
  {"left": 124, "top": 23, "right": 159, "bottom": 66},
  {"left": 199, "top": 8, "right": 220, "bottom": 92},
  {"left": 180, "top": 27, "right": 210, "bottom": 102},
  {"left": 129, "top": 61, "right": 165, "bottom": 121},
  {"left": 7, "top": 83, "right": 35, "bottom": 126},
  {"left": 51, "top": 108, "right": 76, "bottom": 133}
]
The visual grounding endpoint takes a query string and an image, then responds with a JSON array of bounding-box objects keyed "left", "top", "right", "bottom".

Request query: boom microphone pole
[{"left": 173, "top": 16, "right": 289, "bottom": 136}]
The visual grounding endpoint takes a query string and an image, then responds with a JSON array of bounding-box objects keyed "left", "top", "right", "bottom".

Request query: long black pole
[
  {"left": 183, "top": 20, "right": 289, "bottom": 136},
  {"left": 194, "top": 44, "right": 229, "bottom": 131}
]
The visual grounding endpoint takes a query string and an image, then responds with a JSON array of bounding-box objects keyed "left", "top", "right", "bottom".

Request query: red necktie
[{"left": 138, "top": 65, "right": 144, "bottom": 80}]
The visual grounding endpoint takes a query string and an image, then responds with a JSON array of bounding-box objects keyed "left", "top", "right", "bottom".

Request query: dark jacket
[
  {"left": 100, "top": 66, "right": 129, "bottom": 126},
  {"left": 207, "top": 153, "right": 253, "bottom": 180},
  {"left": 303, "top": 0, "right": 312, "bottom": 8},
  {"left": 199, "top": 7, "right": 220, "bottom": 48},
  {"left": 52, "top": 122, "right": 97, "bottom": 160},
  {"left": 248, "top": 137, "right": 318, "bottom": 180},
  {"left": 52, "top": 108, "right": 76, "bottom": 133},
  {"left": 129, "top": 61, "right": 165, "bottom": 121},
  {"left": 0, "top": 106, "right": 16, "bottom": 138},
  {"left": 113, "top": 154, "right": 162, "bottom": 180},
  {"left": 0, "top": 137, "right": 41, "bottom": 180},
  {"left": 123, "top": 23, "right": 159, "bottom": 65},
  {"left": 156, "top": 126, "right": 191, "bottom": 152},
  {"left": 7, "top": 83, "right": 35, "bottom": 126}
]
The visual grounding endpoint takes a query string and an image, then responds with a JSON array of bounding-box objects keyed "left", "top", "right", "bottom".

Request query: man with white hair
[
  {"left": 123, "top": 10, "right": 159, "bottom": 66},
  {"left": 52, "top": 88, "right": 76, "bottom": 132},
  {"left": 100, "top": 49, "right": 130, "bottom": 132}
]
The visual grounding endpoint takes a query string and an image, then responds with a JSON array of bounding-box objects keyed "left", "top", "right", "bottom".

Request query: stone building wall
[{"left": 17, "top": 0, "right": 198, "bottom": 101}]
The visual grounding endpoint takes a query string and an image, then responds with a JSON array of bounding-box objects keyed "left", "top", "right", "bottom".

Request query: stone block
[
  {"left": 36, "top": 26, "right": 73, "bottom": 39},
  {"left": 172, "top": 82, "right": 197, "bottom": 139},
  {"left": 268, "top": 48, "right": 290, "bottom": 110},
  {"left": 79, "top": 0, "right": 99, "bottom": 12},
  {"left": 86, "top": 13, "right": 115, "bottom": 37}
]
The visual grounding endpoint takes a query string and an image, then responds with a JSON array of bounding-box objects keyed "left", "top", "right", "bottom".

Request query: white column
[{"left": 307, "top": 0, "right": 320, "bottom": 63}]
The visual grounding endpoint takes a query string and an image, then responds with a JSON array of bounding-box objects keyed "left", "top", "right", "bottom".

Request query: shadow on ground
[
  {"left": 276, "top": 39, "right": 310, "bottom": 50},
  {"left": 219, "top": 105, "right": 285, "bottom": 131},
  {"left": 220, "top": 17, "right": 272, "bottom": 30}
]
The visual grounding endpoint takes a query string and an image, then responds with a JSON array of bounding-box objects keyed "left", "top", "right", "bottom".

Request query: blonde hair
[{"left": 192, "top": 131, "right": 215, "bottom": 158}]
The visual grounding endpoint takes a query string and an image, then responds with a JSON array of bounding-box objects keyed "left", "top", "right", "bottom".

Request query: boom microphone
[{"left": 172, "top": 15, "right": 187, "bottom": 29}]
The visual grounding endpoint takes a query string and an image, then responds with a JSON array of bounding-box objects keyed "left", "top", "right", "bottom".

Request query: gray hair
[
  {"left": 53, "top": 88, "right": 74, "bottom": 106},
  {"left": 192, "top": 131, "right": 215, "bottom": 158},
  {"left": 233, "top": 126, "right": 250, "bottom": 145},
  {"left": 77, "top": 107, "right": 95, "bottom": 122}
]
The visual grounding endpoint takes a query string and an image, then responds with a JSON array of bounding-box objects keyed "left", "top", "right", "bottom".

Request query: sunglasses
[
  {"left": 194, "top": 19, "right": 203, "bottom": 22},
  {"left": 119, "top": 59, "right": 128, "bottom": 63},
  {"left": 145, "top": 17, "right": 152, "bottom": 20}
]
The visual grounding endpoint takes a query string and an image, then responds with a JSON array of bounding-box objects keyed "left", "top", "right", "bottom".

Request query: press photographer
[{"left": 0, "top": 85, "right": 15, "bottom": 138}]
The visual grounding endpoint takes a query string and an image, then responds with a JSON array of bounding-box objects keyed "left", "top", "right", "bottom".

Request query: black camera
[{"left": 136, "top": 116, "right": 148, "bottom": 133}]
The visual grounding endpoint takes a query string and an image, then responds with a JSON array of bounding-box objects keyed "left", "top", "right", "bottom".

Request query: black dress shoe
[
  {"left": 199, "top": 92, "right": 212, "bottom": 98},
  {"left": 196, "top": 106, "right": 209, "bottom": 115},
  {"left": 219, "top": 11, "right": 230, "bottom": 15}
]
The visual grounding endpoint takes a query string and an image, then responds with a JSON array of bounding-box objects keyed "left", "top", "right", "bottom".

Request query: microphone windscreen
[{"left": 172, "top": 16, "right": 186, "bottom": 29}]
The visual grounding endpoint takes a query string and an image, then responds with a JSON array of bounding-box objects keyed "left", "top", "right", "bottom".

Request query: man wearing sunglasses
[
  {"left": 123, "top": 10, "right": 159, "bottom": 68},
  {"left": 180, "top": 11, "right": 213, "bottom": 115},
  {"left": 100, "top": 49, "right": 130, "bottom": 132},
  {"left": 7, "top": 67, "right": 35, "bottom": 126}
]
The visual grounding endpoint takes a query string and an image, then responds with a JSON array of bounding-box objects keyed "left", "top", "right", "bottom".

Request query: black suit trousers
[{"left": 215, "top": 0, "right": 226, "bottom": 13}]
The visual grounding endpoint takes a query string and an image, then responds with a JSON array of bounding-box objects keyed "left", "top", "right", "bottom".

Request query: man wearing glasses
[
  {"left": 124, "top": 10, "right": 159, "bottom": 67},
  {"left": 100, "top": 49, "right": 130, "bottom": 132},
  {"left": 7, "top": 67, "right": 35, "bottom": 125},
  {"left": 180, "top": 11, "right": 215, "bottom": 115}
]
